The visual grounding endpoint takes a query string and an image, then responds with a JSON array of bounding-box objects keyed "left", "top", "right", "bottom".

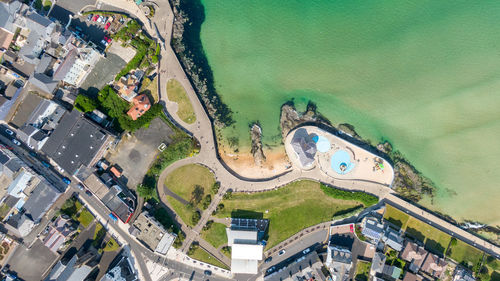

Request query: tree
[
  {"left": 203, "top": 220, "right": 213, "bottom": 231},
  {"left": 212, "top": 182, "right": 220, "bottom": 194},
  {"left": 74, "top": 94, "right": 98, "bottom": 112},
  {"left": 202, "top": 195, "right": 212, "bottom": 209},
  {"left": 223, "top": 190, "right": 233, "bottom": 200},
  {"left": 450, "top": 237, "right": 458, "bottom": 247},
  {"left": 190, "top": 185, "right": 204, "bottom": 205},
  {"left": 191, "top": 210, "right": 201, "bottom": 225},
  {"left": 137, "top": 184, "right": 156, "bottom": 200}
]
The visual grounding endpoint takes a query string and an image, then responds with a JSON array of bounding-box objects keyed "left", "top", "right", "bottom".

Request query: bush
[
  {"left": 320, "top": 184, "right": 378, "bottom": 206},
  {"left": 212, "top": 182, "right": 220, "bottom": 194},
  {"left": 202, "top": 195, "right": 212, "bottom": 209},
  {"left": 203, "top": 220, "right": 213, "bottom": 231},
  {"left": 191, "top": 210, "right": 201, "bottom": 225},
  {"left": 223, "top": 190, "right": 232, "bottom": 200},
  {"left": 74, "top": 94, "right": 98, "bottom": 112},
  {"left": 173, "top": 231, "right": 185, "bottom": 248},
  {"left": 188, "top": 241, "right": 199, "bottom": 255}
]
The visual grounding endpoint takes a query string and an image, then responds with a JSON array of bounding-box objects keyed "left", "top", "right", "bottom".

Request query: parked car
[
  {"left": 264, "top": 256, "right": 272, "bottom": 263},
  {"left": 105, "top": 22, "right": 111, "bottom": 30},
  {"left": 77, "top": 183, "right": 84, "bottom": 191},
  {"left": 203, "top": 270, "right": 211, "bottom": 276},
  {"left": 92, "top": 15, "right": 99, "bottom": 21},
  {"left": 302, "top": 248, "right": 311, "bottom": 255},
  {"left": 12, "top": 139, "right": 20, "bottom": 146},
  {"left": 62, "top": 177, "right": 71, "bottom": 185},
  {"left": 29, "top": 151, "right": 36, "bottom": 157},
  {"left": 278, "top": 250, "right": 286, "bottom": 256},
  {"left": 85, "top": 190, "right": 92, "bottom": 196},
  {"left": 41, "top": 161, "right": 51, "bottom": 168},
  {"left": 87, "top": 14, "right": 93, "bottom": 21},
  {"left": 350, "top": 224, "right": 354, "bottom": 233},
  {"left": 5, "top": 129, "right": 14, "bottom": 136},
  {"left": 266, "top": 266, "right": 275, "bottom": 273}
]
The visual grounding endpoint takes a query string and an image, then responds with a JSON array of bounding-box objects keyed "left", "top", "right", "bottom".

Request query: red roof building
[{"left": 127, "top": 94, "right": 151, "bottom": 120}]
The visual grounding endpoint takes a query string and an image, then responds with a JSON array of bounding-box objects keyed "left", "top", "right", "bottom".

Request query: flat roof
[{"left": 232, "top": 244, "right": 263, "bottom": 260}]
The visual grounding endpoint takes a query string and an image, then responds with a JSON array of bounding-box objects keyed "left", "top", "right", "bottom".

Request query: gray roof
[
  {"left": 371, "top": 252, "right": 386, "bottom": 274},
  {"left": 291, "top": 128, "right": 317, "bottom": 167},
  {"left": 101, "top": 187, "right": 131, "bottom": 223},
  {"left": 10, "top": 92, "right": 42, "bottom": 128},
  {"left": 53, "top": 49, "right": 77, "bottom": 81},
  {"left": 28, "top": 72, "right": 58, "bottom": 94},
  {"left": 0, "top": 1, "right": 23, "bottom": 32},
  {"left": 22, "top": 181, "right": 61, "bottom": 222},
  {"left": 42, "top": 110, "right": 110, "bottom": 175},
  {"left": 0, "top": 150, "right": 10, "bottom": 164},
  {"left": 25, "top": 11, "right": 53, "bottom": 33},
  {"left": 382, "top": 227, "right": 404, "bottom": 251},
  {"left": 363, "top": 218, "right": 384, "bottom": 241}
]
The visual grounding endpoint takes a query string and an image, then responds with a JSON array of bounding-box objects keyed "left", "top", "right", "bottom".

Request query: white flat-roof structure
[{"left": 226, "top": 227, "right": 263, "bottom": 274}]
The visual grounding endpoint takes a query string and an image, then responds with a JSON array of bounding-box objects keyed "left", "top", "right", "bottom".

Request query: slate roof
[
  {"left": 362, "top": 217, "right": 384, "bottom": 241},
  {"left": 371, "top": 252, "right": 386, "bottom": 274},
  {"left": 22, "top": 181, "right": 61, "bottom": 222},
  {"left": 382, "top": 227, "right": 404, "bottom": 251},
  {"left": 291, "top": 128, "right": 317, "bottom": 168},
  {"left": 42, "top": 110, "right": 111, "bottom": 175}
]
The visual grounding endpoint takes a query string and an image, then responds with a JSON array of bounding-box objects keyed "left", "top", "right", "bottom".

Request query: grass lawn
[
  {"left": 166, "top": 79, "right": 196, "bottom": 124},
  {"left": 166, "top": 196, "right": 197, "bottom": 227},
  {"left": 355, "top": 261, "right": 371, "bottom": 281},
  {"left": 216, "top": 180, "right": 364, "bottom": 249},
  {"left": 140, "top": 76, "right": 158, "bottom": 102},
  {"left": 0, "top": 204, "right": 11, "bottom": 220},
  {"left": 77, "top": 208, "right": 94, "bottom": 228},
  {"left": 188, "top": 247, "right": 229, "bottom": 270},
  {"left": 383, "top": 204, "right": 409, "bottom": 229},
  {"left": 165, "top": 164, "right": 216, "bottom": 208},
  {"left": 93, "top": 223, "right": 104, "bottom": 240},
  {"left": 405, "top": 217, "right": 451, "bottom": 255},
  {"left": 448, "top": 239, "right": 484, "bottom": 267},
  {"left": 201, "top": 222, "right": 227, "bottom": 249},
  {"left": 103, "top": 238, "right": 120, "bottom": 252}
]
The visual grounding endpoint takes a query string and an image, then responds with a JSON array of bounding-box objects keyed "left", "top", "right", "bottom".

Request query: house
[
  {"left": 83, "top": 173, "right": 109, "bottom": 199},
  {"left": 290, "top": 128, "right": 317, "bottom": 169},
  {"left": 100, "top": 185, "right": 135, "bottom": 224},
  {"left": 382, "top": 265, "right": 402, "bottom": 281},
  {"left": 421, "top": 253, "right": 448, "bottom": 279},
  {"left": 114, "top": 73, "right": 140, "bottom": 102},
  {"left": 362, "top": 217, "right": 384, "bottom": 242},
  {"left": 42, "top": 110, "right": 114, "bottom": 175},
  {"left": 402, "top": 272, "right": 424, "bottom": 281},
  {"left": 126, "top": 94, "right": 151, "bottom": 120},
  {"left": 100, "top": 249, "right": 138, "bottom": 281},
  {"left": 130, "top": 211, "right": 176, "bottom": 255},
  {"left": 382, "top": 226, "right": 404, "bottom": 251},
  {"left": 370, "top": 251, "right": 386, "bottom": 276},
  {"left": 44, "top": 242, "right": 99, "bottom": 281},
  {"left": 400, "top": 241, "right": 428, "bottom": 273},
  {"left": 0, "top": 27, "right": 14, "bottom": 51},
  {"left": 453, "top": 267, "right": 476, "bottom": 281},
  {"left": 226, "top": 218, "right": 268, "bottom": 274},
  {"left": 53, "top": 47, "right": 100, "bottom": 87},
  {"left": 325, "top": 244, "right": 352, "bottom": 281},
  {"left": 4, "top": 213, "right": 34, "bottom": 237},
  {"left": 264, "top": 251, "right": 326, "bottom": 281},
  {"left": 21, "top": 180, "right": 61, "bottom": 222},
  {"left": 16, "top": 124, "right": 49, "bottom": 150},
  {"left": 43, "top": 215, "right": 76, "bottom": 253}
]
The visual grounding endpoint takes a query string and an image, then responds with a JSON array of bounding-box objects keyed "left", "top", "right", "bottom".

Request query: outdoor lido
[{"left": 284, "top": 126, "right": 394, "bottom": 186}]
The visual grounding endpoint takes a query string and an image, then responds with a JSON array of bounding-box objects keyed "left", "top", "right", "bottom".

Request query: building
[
  {"left": 382, "top": 265, "right": 403, "bottom": 281},
  {"left": 0, "top": 27, "right": 14, "bottom": 51},
  {"left": 290, "top": 128, "right": 317, "bottom": 168},
  {"left": 43, "top": 215, "right": 76, "bottom": 253},
  {"left": 403, "top": 272, "right": 424, "bottom": 281},
  {"left": 42, "top": 110, "right": 114, "bottom": 175},
  {"left": 114, "top": 73, "right": 140, "bottom": 102},
  {"left": 53, "top": 47, "right": 100, "bottom": 87},
  {"left": 370, "top": 252, "right": 386, "bottom": 276},
  {"left": 83, "top": 173, "right": 109, "bottom": 199},
  {"left": 131, "top": 211, "right": 176, "bottom": 255},
  {"left": 4, "top": 213, "right": 34, "bottom": 237},
  {"left": 400, "top": 241, "right": 428, "bottom": 273},
  {"left": 362, "top": 217, "right": 384, "bottom": 242},
  {"left": 264, "top": 251, "right": 326, "bottom": 281},
  {"left": 127, "top": 94, "right": 151, "bottom": 120},
  {"left": 21, "top": 180, "right": 61, "bottom": 222},
  {"left": 226, "top": 218, "right": 268, "bottom": 274},
  {"left": 325, "top": 244, "right": 352, "bottom": 281},
  {"left": 381, "top": 227, "right": 404, "bottom": 251},
  {"left": 421, "top": 253, "right": 448, "bottom": 279},
  {"left": 453, "top": 267, "right": 476, "bottom": 281},
  {"left": 100, "top": 185, "right": 135, "bottom": 224},
  {"left": 44, "top": 242, "right": 99, "bottom": 281},
  {"left": 100, "top": 249, "right": 138, "bottom": 281}
]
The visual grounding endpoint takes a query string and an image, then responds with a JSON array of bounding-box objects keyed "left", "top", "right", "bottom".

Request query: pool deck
[{"left": 285, "top": 126, "right": 394, "bottom": 187}]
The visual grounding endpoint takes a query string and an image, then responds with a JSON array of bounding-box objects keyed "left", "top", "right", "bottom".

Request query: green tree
[
  {"left": 202, "top": 195, "right": 212, "bottom": 209},
  {"left": 74, "top": 94, "right": 98, "bottom": 112},
  {"left": 191, "top": 210, "right": 201, "bottom": 225},
  {"left": 191, "top": 185, "right": 204, "bottom": 205}
]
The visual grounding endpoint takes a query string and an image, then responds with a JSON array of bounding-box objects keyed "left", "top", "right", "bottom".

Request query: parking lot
[{"left": 106, "top": 118, "right": 176, "bottom": 189}]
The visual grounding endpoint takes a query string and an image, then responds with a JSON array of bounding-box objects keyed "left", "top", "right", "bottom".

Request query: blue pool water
[
  {"left": 316, "top": 136, "right": 330, "bottom": 153},
  {"left": 331, "top": 150, "right": 355, "bottom": 175}
]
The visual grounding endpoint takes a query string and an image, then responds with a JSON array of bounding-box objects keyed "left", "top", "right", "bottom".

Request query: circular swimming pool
[
  {"left": 316, "top": 136, "right": 331, "bottom": 153},
  {"left": 331, "top": 150, "right": 355, "bottom": 175}
]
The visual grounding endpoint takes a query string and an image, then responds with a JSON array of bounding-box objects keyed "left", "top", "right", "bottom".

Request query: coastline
[{"left": 166, "top": 0, "right": 500, "bottom": 239}]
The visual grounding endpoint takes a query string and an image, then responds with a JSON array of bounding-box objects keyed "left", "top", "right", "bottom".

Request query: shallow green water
[{"left": 200, "top": 0, "right": 500, "bottom": 224}]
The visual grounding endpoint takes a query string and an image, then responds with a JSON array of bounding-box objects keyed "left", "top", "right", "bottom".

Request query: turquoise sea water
[{"left": 200, "top": 0, "right": 500, "bottom": 224}]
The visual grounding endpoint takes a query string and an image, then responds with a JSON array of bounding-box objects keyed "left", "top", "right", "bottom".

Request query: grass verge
[
  {"left": 103, "top": 238, "right": 120, "bottom": 252},
  {"left": 355, "top": 261, "right": 371, "bottom": 281},
  {"left": 164, "top": 164, "right": 216, "bottom": 204},
  {"left": 167, "top": 79, "right": 196, "bottom": 124},
  {"left": 188, "top": 246, "right": 229, "bottom": 270},
  {"left": 77, "top": 208, "right": 94, "bottom": 228},
  {"left": 448, "top": 239, "right": 484, "bottom": 268},
  {"left": 166, "top": 196, "right": 197, "bottom": 227},
  {"left": 216, "top": 180, "right": 368, "bottom": 249}
]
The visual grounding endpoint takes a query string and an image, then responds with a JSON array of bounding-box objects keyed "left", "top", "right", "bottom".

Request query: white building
[{"left": 226, "top": 227, "right": 263, "bottom": 274}]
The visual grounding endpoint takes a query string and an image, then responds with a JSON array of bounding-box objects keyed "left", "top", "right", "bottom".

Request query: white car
[
  {"left": 302, "top": 248, "right": 311, "bottom": 255},
  {"left": 278, "top": 250, "right": 286, "bottom": 256},
  {"left": 12, "top": 139, "right": 21, "bottom": 146},
  {"left": 5, "top": 129, "right": 14, "bottom": 136}
]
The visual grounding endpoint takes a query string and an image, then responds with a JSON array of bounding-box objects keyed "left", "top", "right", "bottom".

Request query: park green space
[
  {"left": 201, "top": 222, "right": 228, "bottom": 249},
  {"left": 355, "top": 261, "right": 371, "bottom": 281},
  {"left": 166, "top": 196, "right": 197, "bottom": 227},
  {"left": 447, "top": 239, "right": 484, "bottom": 268},
  {"left": 188, "top": 246, "right": 229, "bottom": 270},
  {"left": 200, "top": 0, "right": 500, "bottom": 223},
  {"left": 216, "top": 180, "right": 375, "bottom": 248},
  {"left": 167, "top": 79, "right": 196, "bottom": 124},
  {"left": 164, "top": 164, "right": 216, "bottom": 208}
]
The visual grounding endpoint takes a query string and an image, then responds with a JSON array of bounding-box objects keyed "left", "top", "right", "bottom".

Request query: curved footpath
[{"left": 101, "top": 0, "right": 500, "bottom": 278}]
